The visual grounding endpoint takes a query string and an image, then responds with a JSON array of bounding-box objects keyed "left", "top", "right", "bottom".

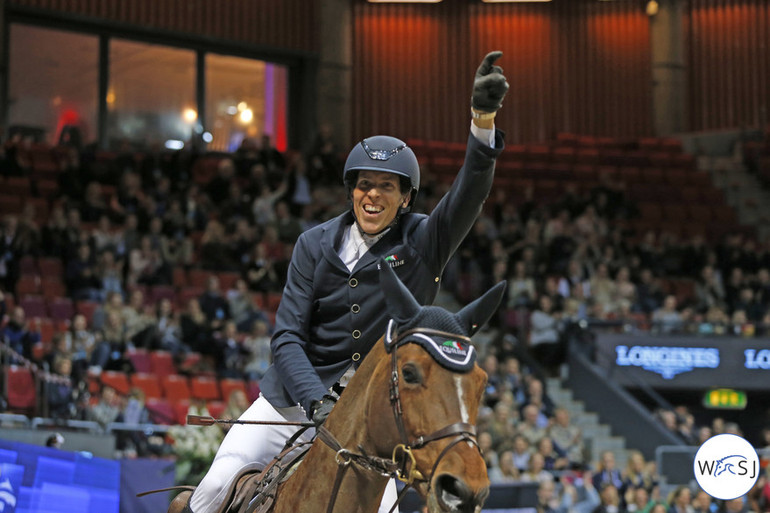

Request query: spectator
[
  {"left": 536, "top": 436, "right": 569, "bottom": 472},
  {"left": 221, "top": 388, "right": 250, "bottom": 434},
  {"left": 2, "top": 306, "right": 41, "bottom": 363},
  {"left": 521, "top": 452, "right": 554, "bottom": 485},
  {"left": 242, "top": 319, "right": 272, "bottom": 380},
  {"left": 86, "top": 385, "right": 122, "bottom": 429},
  {"left": 180, "top": 298, "right": 211, "bottom": 356},
  {"left": 270, "top": 200, "right": 304, "bottom": 245},
  {"left": 691, "top": 490, "right": 713, "bottom": 513},
  {"left": 0, "top": 215, "right": 25, "bottom": 294},
  {"left": 548, "top": 407, "right": 585, "bottom": 469},
  {"left": 519, "top": 403, "right": 548, "bottom": 446},
  {"left": 45, "top": 432, "right": 65, "bottom": 449},
  {"left": 478, "top": 431, "right": 499, "bottom": 470},
  {"left": 200, "top": 220, "right": 236, "bottom": 271},
  {"left": 65, "top": 313, "right": 98, "bottom": 380},
  {"left": 243, "top": 243, "right": 280, "bottom": 294},
  {"left": 634, "top": 268, "right": 664, "bottom": 314},
  {"left": 652, "top": 295, "right": 683, "bottom": 334},
  {"left": 489, "top": 449, "right": 519, "bottom": 484},
  {"left": 592, "top": 451, "right": 624, "bottom": 491},
  {"left": 511, "top": 434, "right": 532, "bottom": 473},
  {"left": 128, "top": 235, "right": 168, "bottom": 287},
  {"left": 117, "top": 387, "right": 152, "bottom": 458},
  {"left": 227, "top": 279, "right": 268, "bottom": 333},
  {"left": 667, "top": 486, "right": 694, "bottom": 513},
  {"left": 593, "top": 483, "right": 627, "bottom": 513},
  {"left": 626, "top": 486, "right": 653, "bottom": 513},
  {"left": 216, "top": 320, "right": 249, "bottom": 378},
  {"left": 199, "top": 275, "right": 230, "bottom": 331},
  {"left": 46, "top": 356, "right": 80, "bottom": 419},
  {"left": 623, "top": 450, "right": 655, "bottom": 492},
  {"left": 156, "top": 297, "right": 186, "bottom": 360},
  {"left": 529, "top": 294, "right": 565, "bottom": 373},
  {"left": 65, "top": 243, "right": 102, "bottom": 300},
  {"left": 695, "top": 265, "right": 726, "bottom": 313}
]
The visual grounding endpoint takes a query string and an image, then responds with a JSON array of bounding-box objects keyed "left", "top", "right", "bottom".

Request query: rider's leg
[{"left": 188, "top": 395, "right": 313, "bottom": 513}]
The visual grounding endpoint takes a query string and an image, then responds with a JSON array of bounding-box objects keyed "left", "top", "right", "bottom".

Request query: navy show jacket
[{"left": 259, "top": 131, "right": 505, "bottom": 414}]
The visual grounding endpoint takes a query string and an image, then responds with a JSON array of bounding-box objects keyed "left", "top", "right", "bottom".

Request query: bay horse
[{"left": 168, "top": 263, "right": 505, "bottom": 513}]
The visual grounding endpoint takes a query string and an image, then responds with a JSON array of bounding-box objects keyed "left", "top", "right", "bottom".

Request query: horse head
[{"left": 366, "top": 262, "right": 504, "bottom": 513}]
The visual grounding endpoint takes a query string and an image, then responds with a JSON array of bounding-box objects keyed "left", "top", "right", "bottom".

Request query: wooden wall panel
[
  {"left": 8, "top": 0, "right": 318, "bottom": 52},
  {"left": 687, "top": 0, "right": 770, "bottom": 132},
  {"left": 353, "top": 0, "right": 652, "bottom": 144}
]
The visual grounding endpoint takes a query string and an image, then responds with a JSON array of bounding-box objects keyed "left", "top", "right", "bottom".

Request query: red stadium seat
[
  {"left": 145, "top": 397, "right": 175, "bottom": 425},
  {"left": 99, "top": 370, "right": 131, "bottom": 395},
  {"left": 220, "top": 378, "right": 248, "bottom": 403},
  {"left": 48, "top": 298, "right": 74, "bottom": 323},
  {"left": 190, "top": 376, "right": 220, "bottom": 401},
  {"left": 19, "top": 295, "right": 47, "bottom": 318},
  {"left": 75, "top": 301, "right": 99, "bottom": 326},
  {"left": 38, "top": 257, "right": 64, "bottom": 277},
  {"left": 207, "top": 400, "right": 226, "bottom": 419},
  {"left": 15, "top": 275, "right": 40, "bottom": 297},
  {"left": 5, "top": 365, "right": 37, "bottom": 413},
  {"left": 174, "top": 398, "right": 192, "bottom": 425},
  {"left": 130, "top": 372, "right": 163, "bottom": 399},
  {"left": 126, "top": 348, "right": 152, "bottom": 373},
  {"left": 150, "top": 350, "right": 177, "bottom": 378},
  {"left": 162, "top": 374, "right": 192, "bottom": 403},
  {"left": 246, "top": 380, "right": 261, "bottom": 402},
  {"left": 40, "top": 280, "right": 67, "bottom": 302}
]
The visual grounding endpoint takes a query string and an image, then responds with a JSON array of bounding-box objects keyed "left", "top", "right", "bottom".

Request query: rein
[{"left": 316, "top": 326, "right": 481, "bottom": 513}]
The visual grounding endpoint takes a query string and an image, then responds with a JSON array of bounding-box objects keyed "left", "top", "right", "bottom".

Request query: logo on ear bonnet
[{"left": 385, "top": 320, "right": 476, "bottom": 373}]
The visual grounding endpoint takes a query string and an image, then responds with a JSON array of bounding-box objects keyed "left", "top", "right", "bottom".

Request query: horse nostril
[{"left": 434, "top": 474, "right": 477, "bottom": 512}]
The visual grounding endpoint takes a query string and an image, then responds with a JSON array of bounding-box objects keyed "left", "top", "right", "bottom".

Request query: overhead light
[
  {"left": 367, "top": 0, "right": 441, "bottom": 3},
  {"left": 646, "top": 0, "right": 659, "bottom": 16},
  {"left": 183, "top": 108, "right": 198, "bottom": 123},
  {"left": 482, "top": 0, "right": 551, "bottom": 2},
  {"left": 239, "top": 108, "right": 253, "bottom": 124}
]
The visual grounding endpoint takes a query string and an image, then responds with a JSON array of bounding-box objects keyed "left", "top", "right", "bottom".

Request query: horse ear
[
  {"left": 455, "top": 281, "right": 507, "bottom": 336},
  {"left": 379, "top": 259, "right": 422, "bottom": 324}
]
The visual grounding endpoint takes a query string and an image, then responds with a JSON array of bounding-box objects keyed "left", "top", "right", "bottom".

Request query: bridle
[{"left": 317, "top": 326, "right": 481, "bottom": 513}]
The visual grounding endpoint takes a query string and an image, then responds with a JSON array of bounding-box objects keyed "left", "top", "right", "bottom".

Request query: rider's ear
[{"left": 455, "top": 281, "right": 507, "bottom": 336}]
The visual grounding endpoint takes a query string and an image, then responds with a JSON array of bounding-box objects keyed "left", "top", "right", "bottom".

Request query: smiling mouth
[{"left": 363, "top": 205, "right": 384, "bottom": 215}]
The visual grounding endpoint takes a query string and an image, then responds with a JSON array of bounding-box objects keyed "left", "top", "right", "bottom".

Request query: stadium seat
[
  {"left": 190, "top": 376, "right": 220, "bottom": 401},
  {"left": 19, "top": 295, "right": 47, "bottom": 318},
  {"left": 188, "top": 269, "right": 211, "bottom": 288},
  {"left": 150, "top": 285, "right": 176, "bottom": 304},
  {"left": 162, "top": 374, "right": 191, "bottom": 403},
  {"left": 246, "top": 380, "right": 261, "bottom": 402},
  {"left": 174, "top": 398, "right": 192, "bottom": 425},
  {"left": 18, "top": 256, "right": 37, "bottom": 274},
  {"left": 38, "top": 257, "right": 64, "bottom": 277},
  {"left": 5, "top": 365, "right": 37, "bottom": 413},
  {"left": 99, "top": 370, "right": 131, "bottom": 395},
  {"left": 48, "top": 298, "right": 75, "bottom": 323},
  {"left": 145, "top": 397, "right": 175, "bottom": 425},
  {"left": 207, "top": 400, "right": 226, "bottom": 419},
  {"left": 150, "top": 350, "right": 177, "bottom": 378},
  {"left": 130, "top": 372, "right": 163, "bottom": 399},
  {"left": 40, "top": 280, "right": 67, "bottom": 302},
  {"left": 126, "top": 348, "right": 152, "bottom": 373},
  {"left": 75, "top": 301, "right": 99, "bottom": 326},
  {"left": 16, "top": 275, "right": 40, "bottom": 296},
  {"left": 219, "top": 378, "right": 248, "bottom": 403}
]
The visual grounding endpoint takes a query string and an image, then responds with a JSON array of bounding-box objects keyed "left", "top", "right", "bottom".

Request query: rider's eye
[{"left": 401, "top": 363, "right": 422, "bottom": 385}]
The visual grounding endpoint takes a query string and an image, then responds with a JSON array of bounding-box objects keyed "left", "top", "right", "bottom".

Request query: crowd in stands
[{"left": 2, "top": 125, "right": 770, "bottom": 510}]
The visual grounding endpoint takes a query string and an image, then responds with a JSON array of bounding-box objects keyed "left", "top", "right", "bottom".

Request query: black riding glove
[
  {"left": 471, "top": 51, "right": 509, "bottom": 113},
  {"left": 309, "top": 394, "right": 337, "bottom": 427}
]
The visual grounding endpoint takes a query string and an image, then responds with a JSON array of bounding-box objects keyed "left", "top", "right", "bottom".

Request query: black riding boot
[{"left": 181, "top": 496, "right": 194, "bottom": 513}]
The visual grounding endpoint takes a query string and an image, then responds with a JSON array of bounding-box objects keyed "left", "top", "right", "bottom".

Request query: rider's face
[{"left": 352, "top": 170, "right": 409, "bottom": 234}]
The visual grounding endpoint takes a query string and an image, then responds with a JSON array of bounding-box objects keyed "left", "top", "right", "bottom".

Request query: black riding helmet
[{"left": 343, "top": 135, "right": 420, "bottom": 213}]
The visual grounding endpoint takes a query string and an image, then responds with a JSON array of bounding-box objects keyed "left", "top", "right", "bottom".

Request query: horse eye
[{"left": 401, "top": 363, "right": 422, "bottom": 384}]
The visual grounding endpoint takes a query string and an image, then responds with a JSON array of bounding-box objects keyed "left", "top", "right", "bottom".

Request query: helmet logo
[{"left": 361, "top": 140, "right": 408, "bottom": 161}]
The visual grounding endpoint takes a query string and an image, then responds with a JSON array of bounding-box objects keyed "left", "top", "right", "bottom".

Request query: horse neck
[{"left": 273, "top": 340, "right": 391, "bottom": 513}]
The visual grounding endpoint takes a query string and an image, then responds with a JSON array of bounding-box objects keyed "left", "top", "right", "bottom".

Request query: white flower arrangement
[{"left": 167, "top": 404, "right": 224, "bottom": 485}]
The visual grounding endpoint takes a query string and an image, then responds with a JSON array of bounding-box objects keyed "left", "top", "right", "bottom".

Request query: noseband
[{"left": 317, "top": 326, "right": 481, "bottom": 513}]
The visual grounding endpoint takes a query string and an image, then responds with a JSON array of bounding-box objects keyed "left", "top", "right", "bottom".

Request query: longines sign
[{"left": 596, "top": 335, "right": 770, "bottom": 390}]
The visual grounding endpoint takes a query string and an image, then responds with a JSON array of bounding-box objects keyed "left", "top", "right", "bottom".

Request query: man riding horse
[{"left": 185, "top": 51, "right": 509, "bottom": 513}]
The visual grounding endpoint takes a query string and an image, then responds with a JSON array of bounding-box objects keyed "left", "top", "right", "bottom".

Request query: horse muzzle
[{"left": 430, "top": 473, "right": 490, "bottom": 513}]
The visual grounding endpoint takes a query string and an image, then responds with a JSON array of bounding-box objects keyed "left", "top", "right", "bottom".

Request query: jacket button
[
  {"left": 351, "top": 304, "right": 360, "bottom": 313},
  {"left": 352, "top": 330, "right": 361, "bottom": 339},
  {"left": 352, "top": 353, "right": 361, "bottom": 362},
  {"left": 434, "top": 277, "right": 439, "bottom": 283},
  {"left": 349, "top": 278, "right": 358, "bottom": 288}
]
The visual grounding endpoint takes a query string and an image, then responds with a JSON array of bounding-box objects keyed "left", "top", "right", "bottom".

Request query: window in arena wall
[
  {"left": 7, "top": 24, "right": 98, "bottom": 146},
  {"left": 108, "top": 39, "right": 196, "bottom": 151},
  {"left": 205, "top": 53, "right": 289, "bottom": 153}
]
